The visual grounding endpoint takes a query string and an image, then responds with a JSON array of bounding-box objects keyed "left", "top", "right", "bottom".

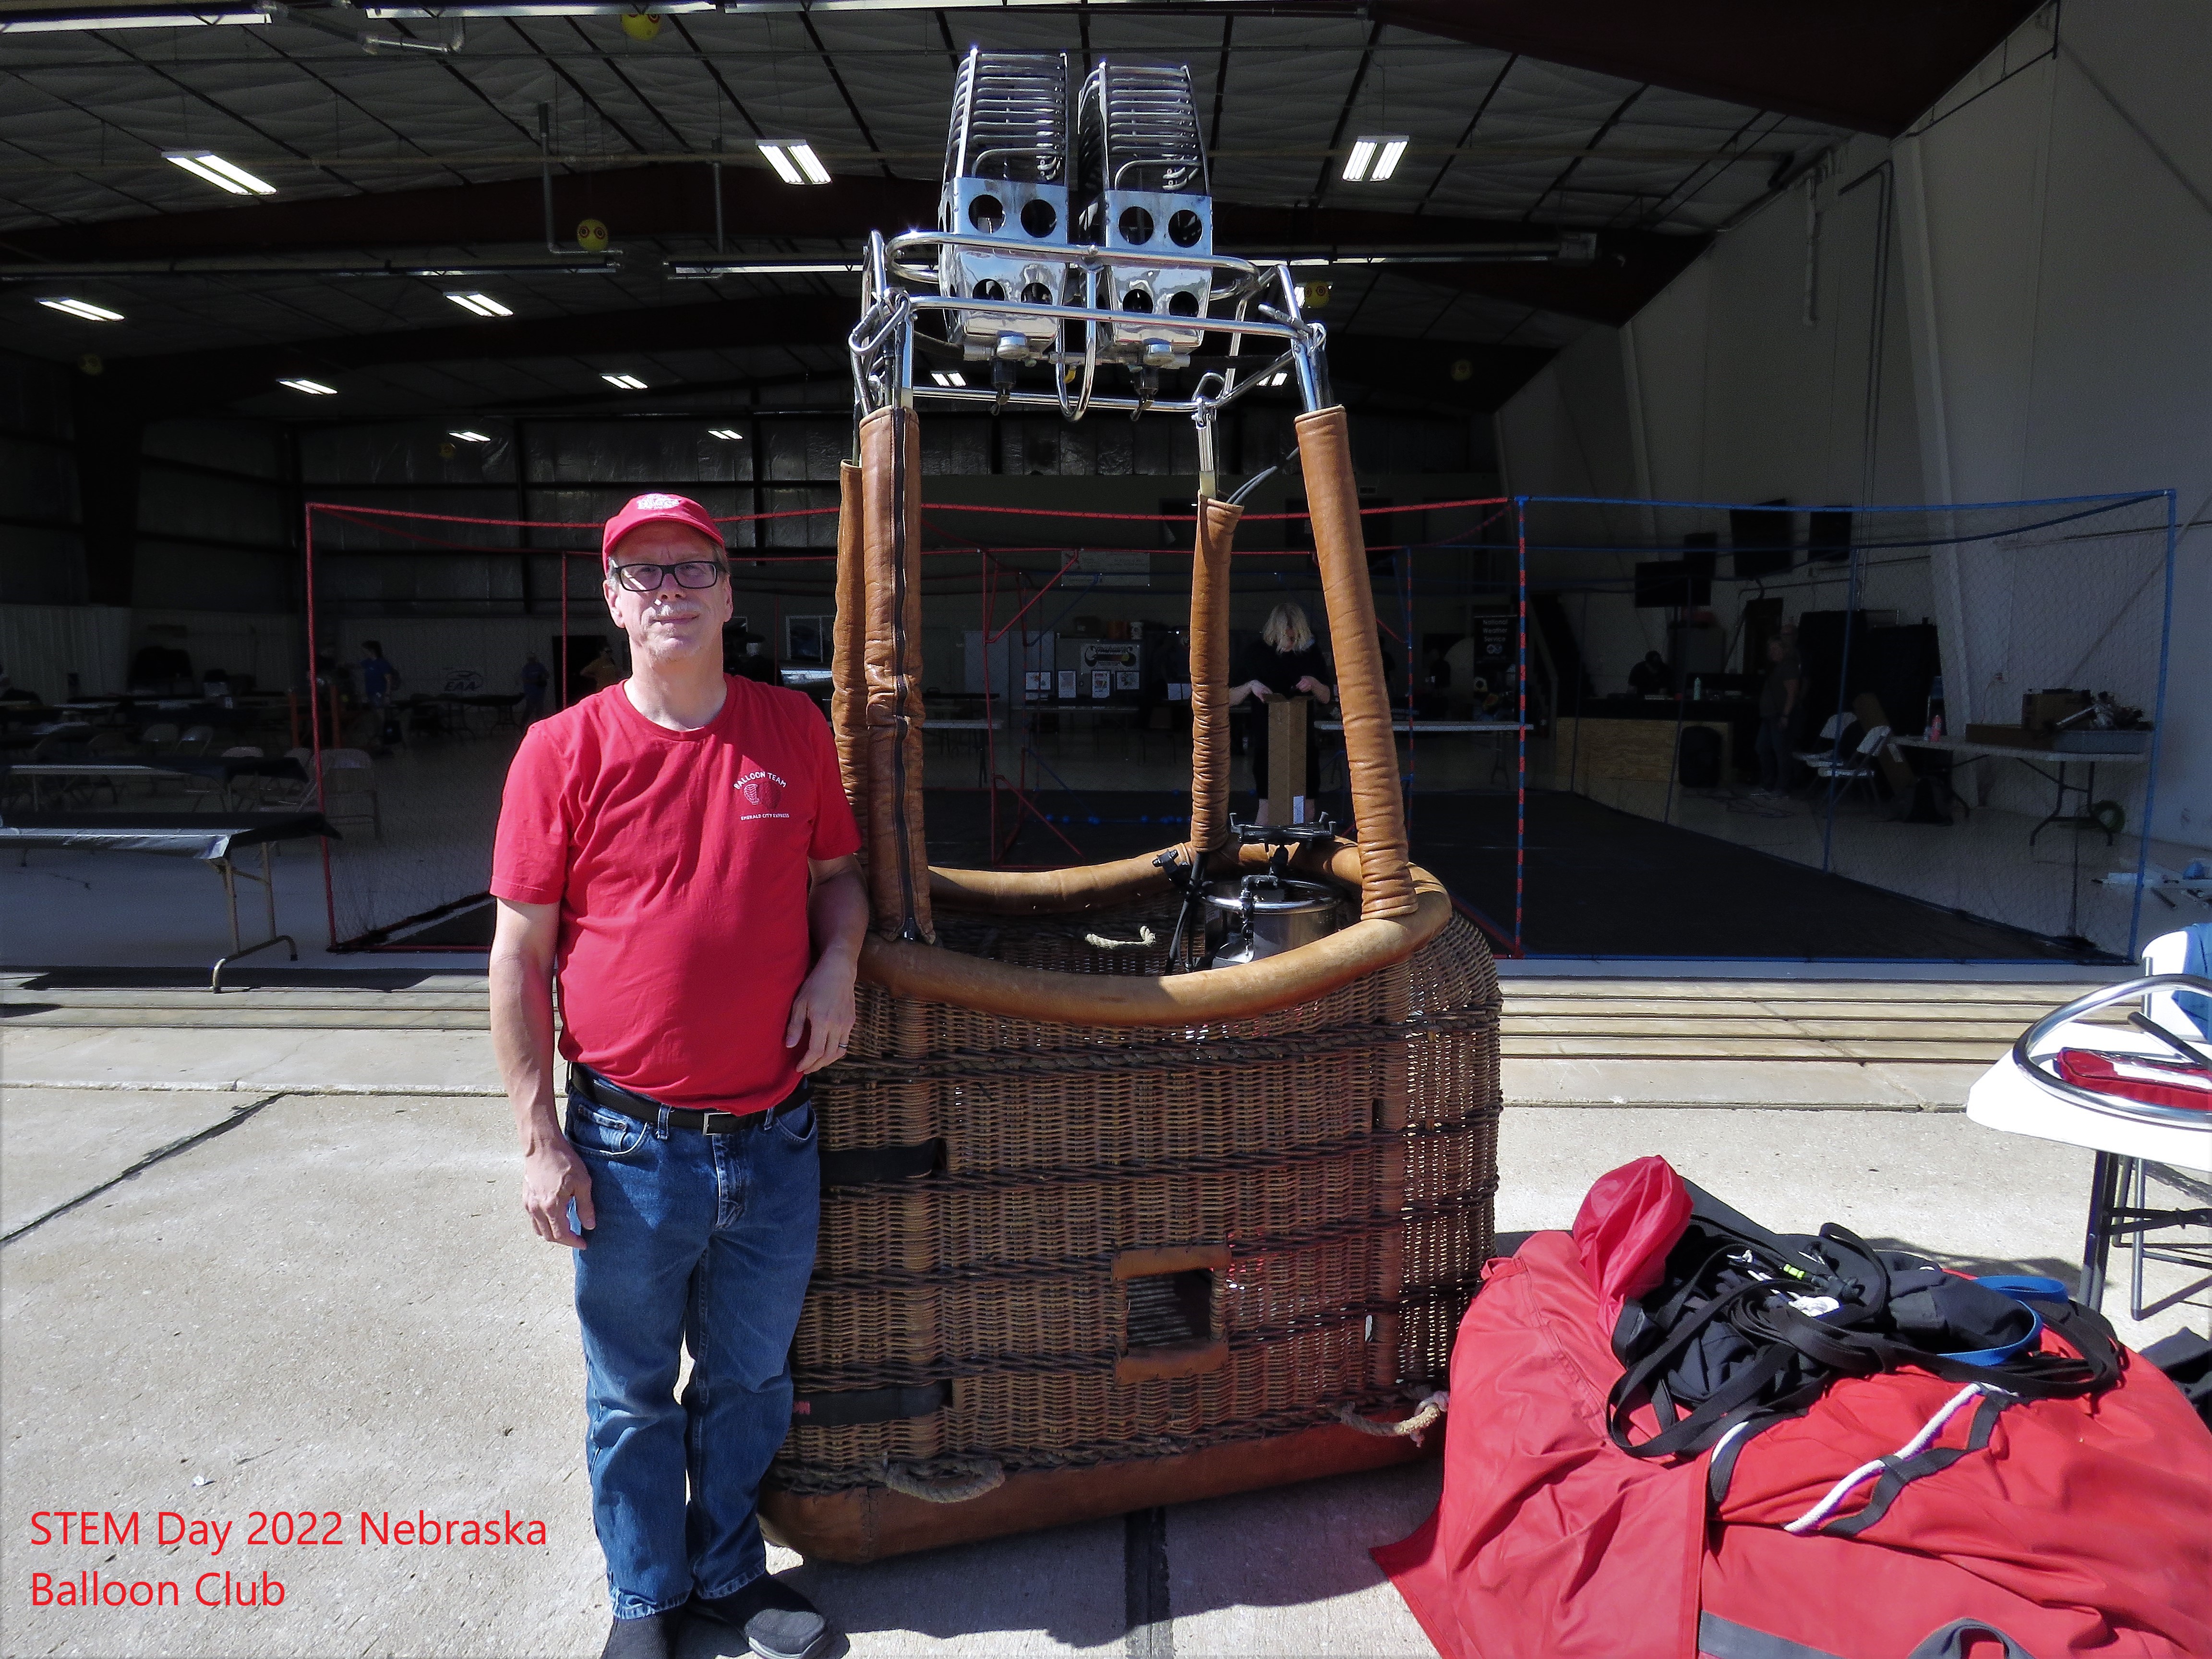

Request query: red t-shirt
[{"left": 490, "top": 676, "right": 861, "bottom": 1111}]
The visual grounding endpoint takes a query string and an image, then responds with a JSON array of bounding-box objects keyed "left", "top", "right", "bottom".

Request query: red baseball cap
[{"left": 601, "top": 493, "right": 725, "bottom": 566}]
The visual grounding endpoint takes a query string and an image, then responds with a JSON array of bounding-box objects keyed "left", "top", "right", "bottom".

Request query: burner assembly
[{"left": 857, "top": 49, "right": 1324, "bottom": 425}]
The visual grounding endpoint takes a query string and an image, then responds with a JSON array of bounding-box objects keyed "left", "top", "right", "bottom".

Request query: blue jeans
[{"left": 567, "top": 1085, "right": 819, "bottom": 1620}]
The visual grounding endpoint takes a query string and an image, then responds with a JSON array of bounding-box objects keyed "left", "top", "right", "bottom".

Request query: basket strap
[
  {"left": 832, "top": 459, "right": 871, "bottom": 831},
  {"left": 1184, "top": 494, "right": 1243, "bottom": 860},
  {"left": 1295, "top": 407, "right": 1415, "bottom": 921}
]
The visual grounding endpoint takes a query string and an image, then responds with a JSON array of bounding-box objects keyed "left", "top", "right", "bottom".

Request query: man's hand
[
  {"left": 788, "top": 855, "right": 867, "bottom": 1074},
  {"left": 785, "top": 957, "right": 858, "bottom": 1073},
  {"left": 491, "top": 896, "right": 585, "bottom": 1248},
  {"left": 522, "top": 1136, "right": 595, "bottom": 1248}
]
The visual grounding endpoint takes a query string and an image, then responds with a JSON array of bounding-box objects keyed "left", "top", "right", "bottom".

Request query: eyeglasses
[{"left": 609, "top": 558, "right": 727, "bottom": 592}]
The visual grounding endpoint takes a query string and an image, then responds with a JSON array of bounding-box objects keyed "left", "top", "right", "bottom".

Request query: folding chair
[
  {"left": 1810, "top": 723, "right": 1893, "bottom": 810},
  {"left": 318, "top": 747, "right": 382, "bottom": 840}
]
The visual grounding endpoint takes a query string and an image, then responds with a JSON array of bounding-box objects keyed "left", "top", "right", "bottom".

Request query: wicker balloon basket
[{"left": 757, "top": 221, "right": 1502, "bottom": 1563}]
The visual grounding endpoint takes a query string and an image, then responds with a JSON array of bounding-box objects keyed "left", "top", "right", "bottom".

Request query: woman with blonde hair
[{"left": 1228, "top": 601, "right": 1334, "bottom": 822}]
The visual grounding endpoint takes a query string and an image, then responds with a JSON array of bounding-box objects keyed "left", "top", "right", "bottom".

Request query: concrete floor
[{"left": 3, "top": 984, "right": 2206, "bottom": 1659}]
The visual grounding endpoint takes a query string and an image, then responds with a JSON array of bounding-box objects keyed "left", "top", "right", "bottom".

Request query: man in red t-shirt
[{"left": 490, "top": 493, "right": 866, "bottom": 1659}]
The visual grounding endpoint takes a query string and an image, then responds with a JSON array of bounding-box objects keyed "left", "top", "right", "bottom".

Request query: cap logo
[{"left": 635, "top": 493, "right": 683, "bottom": 510}]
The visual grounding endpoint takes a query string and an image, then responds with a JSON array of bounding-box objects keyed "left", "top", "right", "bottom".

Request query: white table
[
  {"left": 1965, "top": 976, "right": 2211, "bottom": 1318},
  {"left": 1893, "top": 735, "right": 2149, "bottom": 844}
]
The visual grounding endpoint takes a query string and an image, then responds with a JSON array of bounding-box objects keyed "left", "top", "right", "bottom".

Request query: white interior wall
[
  {"left": 0, "top": 604, "right": 302, "bottom": 705},
  {"left": 0, "top": 604, "right": 130, "bottom": 702},
  {"left": 1497, "top": 0, "right": 2210, "bottom": 847}
]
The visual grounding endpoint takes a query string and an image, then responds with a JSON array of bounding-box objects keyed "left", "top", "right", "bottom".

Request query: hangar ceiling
[{"left": 0, "top": 0, "right": 2037, "bottom": 421}]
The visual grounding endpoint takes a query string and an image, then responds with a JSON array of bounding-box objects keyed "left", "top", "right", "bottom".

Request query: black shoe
[
  {"left": 600, "top": 1611, "right": 675, "bottom": 1659},
  {"left": 688, "top": 1575, "right": 831, "bottom": 1659}
]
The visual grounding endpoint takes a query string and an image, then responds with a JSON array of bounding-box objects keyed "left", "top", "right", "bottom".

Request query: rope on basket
[
  {"left": 1082, "top": 925, "right": 1157, "bottom": 951},
  {"left": 878, "top": 1455, "right": 1007, "bottom": 1504},
  {"left": 1337, "top": 1390, "right": 1448, "bottom": 1448}
]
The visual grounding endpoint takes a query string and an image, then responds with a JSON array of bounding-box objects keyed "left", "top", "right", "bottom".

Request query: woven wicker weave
[{"left": 775, "top": 888, "right": 1500, "bottom": 1496}]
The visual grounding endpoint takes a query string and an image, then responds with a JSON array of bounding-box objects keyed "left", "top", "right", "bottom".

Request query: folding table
[
  {"left": 1966, "top": 973, "right": 2212, "bottom": 1318},
  {"left": 0, "top": 811, "right": 338, "bottom": 990}
]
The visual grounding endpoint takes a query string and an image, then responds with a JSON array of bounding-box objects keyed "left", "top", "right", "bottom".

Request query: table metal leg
[
  {"left": 2080, "top": 1149, "right": 2126, "bottom": 1311},
  {"left": 208, "top": 845, "right": 298, "bottom": 993}
]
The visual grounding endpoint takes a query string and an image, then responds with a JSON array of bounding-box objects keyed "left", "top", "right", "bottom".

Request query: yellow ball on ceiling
[
  {"left": 619, "top": 10, "right": 660, "bottom": 41},
  {"left": 577, "top": 218, "right": 610, "bottom": 252}
]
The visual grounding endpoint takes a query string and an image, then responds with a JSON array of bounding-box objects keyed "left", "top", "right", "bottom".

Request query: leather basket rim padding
[
  {"left": 861, "top": 848, "right": 1452, "bottom": 1028},
  {"left": 758, "top": 1419, "right": 1437, "bottom": 1565}
]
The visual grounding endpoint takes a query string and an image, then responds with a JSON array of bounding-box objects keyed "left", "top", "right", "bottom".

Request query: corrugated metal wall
[
  {"left": 0, "top": 354, "right": 84, "bottom": 607},
  {"left": 0, "top": 604, "right": 130, "bottom": 701}
]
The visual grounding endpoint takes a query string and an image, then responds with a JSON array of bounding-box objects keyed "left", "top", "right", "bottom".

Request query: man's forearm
[
  {"left": 810, "top": 870, "right": 870, "bottom": 972},
  {"left": 490, "top": 949, "right": 561, "bottom": 1147}
]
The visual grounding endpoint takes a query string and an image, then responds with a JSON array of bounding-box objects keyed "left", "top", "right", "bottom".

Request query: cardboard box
[
  {"left": 1966, "top": 723, "right": 2052, "bottom": 749},
  {"left": 2022, "top": 690, "right": 2092, "bottom": 732}
]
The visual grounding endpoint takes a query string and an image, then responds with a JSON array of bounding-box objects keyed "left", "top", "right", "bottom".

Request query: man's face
[{"left": 603, "top": 522, "right": 732, "bottom": 666}]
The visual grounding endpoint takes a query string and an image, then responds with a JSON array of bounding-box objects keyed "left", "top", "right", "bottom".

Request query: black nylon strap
[
  {"left": 1820, "top": 1390, "right": 2012, "bottom": 1538},
  {"left": 792, "top": 1380, "right": 950, "bottom": 1427},
  {"left": 818, "top": 1138, "right": 946, "bottom": 1188}
]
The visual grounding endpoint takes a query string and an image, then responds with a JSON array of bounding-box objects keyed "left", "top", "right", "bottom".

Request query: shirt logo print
[{"left": 735, "top": 769, "right": 790, "bottom": 819}]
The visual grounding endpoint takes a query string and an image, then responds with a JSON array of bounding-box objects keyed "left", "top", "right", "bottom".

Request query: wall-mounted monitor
[
  {"left": 1729, "top": 500, "right": 1793, "bottom": 579},
  {"left": 1634, "top": 560, "right": 1711, "bottom": 609},
  {"left": 1808, "top": 508, "right": 1853, "bottom": 563}
]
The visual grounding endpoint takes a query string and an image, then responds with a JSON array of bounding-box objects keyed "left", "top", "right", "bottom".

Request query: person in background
[
  {"left": 357, "top": 640, "right": 402, "bottom": 753},
  {"left": 1227, "top": 601, "right": 1334, "bottom": 824},
  {"left": 359, "top": 640, "right": 400, "bottom": 707},
  {"left": 521, "top": 653, "right": 551, "bottom": 724},
  {"left": 1417, "top": 646, "right": 1452, "bottom": 719},
  {"left": 1754, "top": 630, "right": 1803, "bottom": 797},
  {"left": 730, "top": 630, "right": 779, "bottom": 686},
  {"left": 1628, "top": 649, "right": 1670, "bottom": 695},
  {"left": 582, "top": 645, "right": 627, "bottom": 694}
]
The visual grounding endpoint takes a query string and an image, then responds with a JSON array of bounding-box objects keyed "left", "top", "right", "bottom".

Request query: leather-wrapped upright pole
[
  {"left": 832, "top": 459, "right": 870, "bottom": 829},
  {"left": 1294, "top": 406, "right": 1416, "bottom": 920},
  {"left": 1182, "top": 494, "right": 1242, "bottom": 861},
  {"left": 860, "top": 406, "right": 934, "bottom": 943}
]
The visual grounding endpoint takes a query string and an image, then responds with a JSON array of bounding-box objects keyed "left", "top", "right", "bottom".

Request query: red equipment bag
[{"left": 1374, "top": 1159, "right": 2212, "bottom": 1659}]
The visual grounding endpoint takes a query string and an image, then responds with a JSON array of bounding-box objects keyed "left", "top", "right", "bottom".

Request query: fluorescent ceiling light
[
  {"left": 0, "top": 7, "right": 268, "bottom": 31},
  {"left": 449, "top": 429, "right": 492, "bottom": 443},
  {"left": 445, "top": 290, "right": 512, "bottom": 317},
  {"left": 278, "top": 377, "right": 337, "bottom": 395},
  {"left": 601, "top": 372, "right": 648, "bottom": 390},
  {"left": 666, "top": 259, "right": 863, "bottom": 277},
  {"left": 708, "top": 428, "right": 745, "bottom": 441},
  {"left": 364, "top": 2, "right": 714, "bottom": 14},
  {"left": 928, "top": 369, "right": 966, "bottom": 388},
  {"left": 1265, "top": 370, "right": 1288, "bottom": 388},
  {"left": 757, "top": 139, "right": 830, "bottom": 185},
  {"left": 1341, "top": 134, "right": 1408, "bottom": 183},
  {"left": 39, "top": 297, "right": 124, "bottom": 321},
  {"left": 166, "top": 151, "right": 276, "bottom": 195}
]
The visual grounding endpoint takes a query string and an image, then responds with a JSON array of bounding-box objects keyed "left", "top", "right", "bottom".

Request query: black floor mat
[
  {"left": 933, "top": 786, "right": 2108, "bottom": 962},
  {"left": 1410, "top": 788, "right": 2111, "bottom": 961}
]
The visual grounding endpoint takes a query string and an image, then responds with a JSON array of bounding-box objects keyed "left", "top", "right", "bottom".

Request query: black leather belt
[{"left": 567, "top": 1063, "right": 805, "bottom": 1136}]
